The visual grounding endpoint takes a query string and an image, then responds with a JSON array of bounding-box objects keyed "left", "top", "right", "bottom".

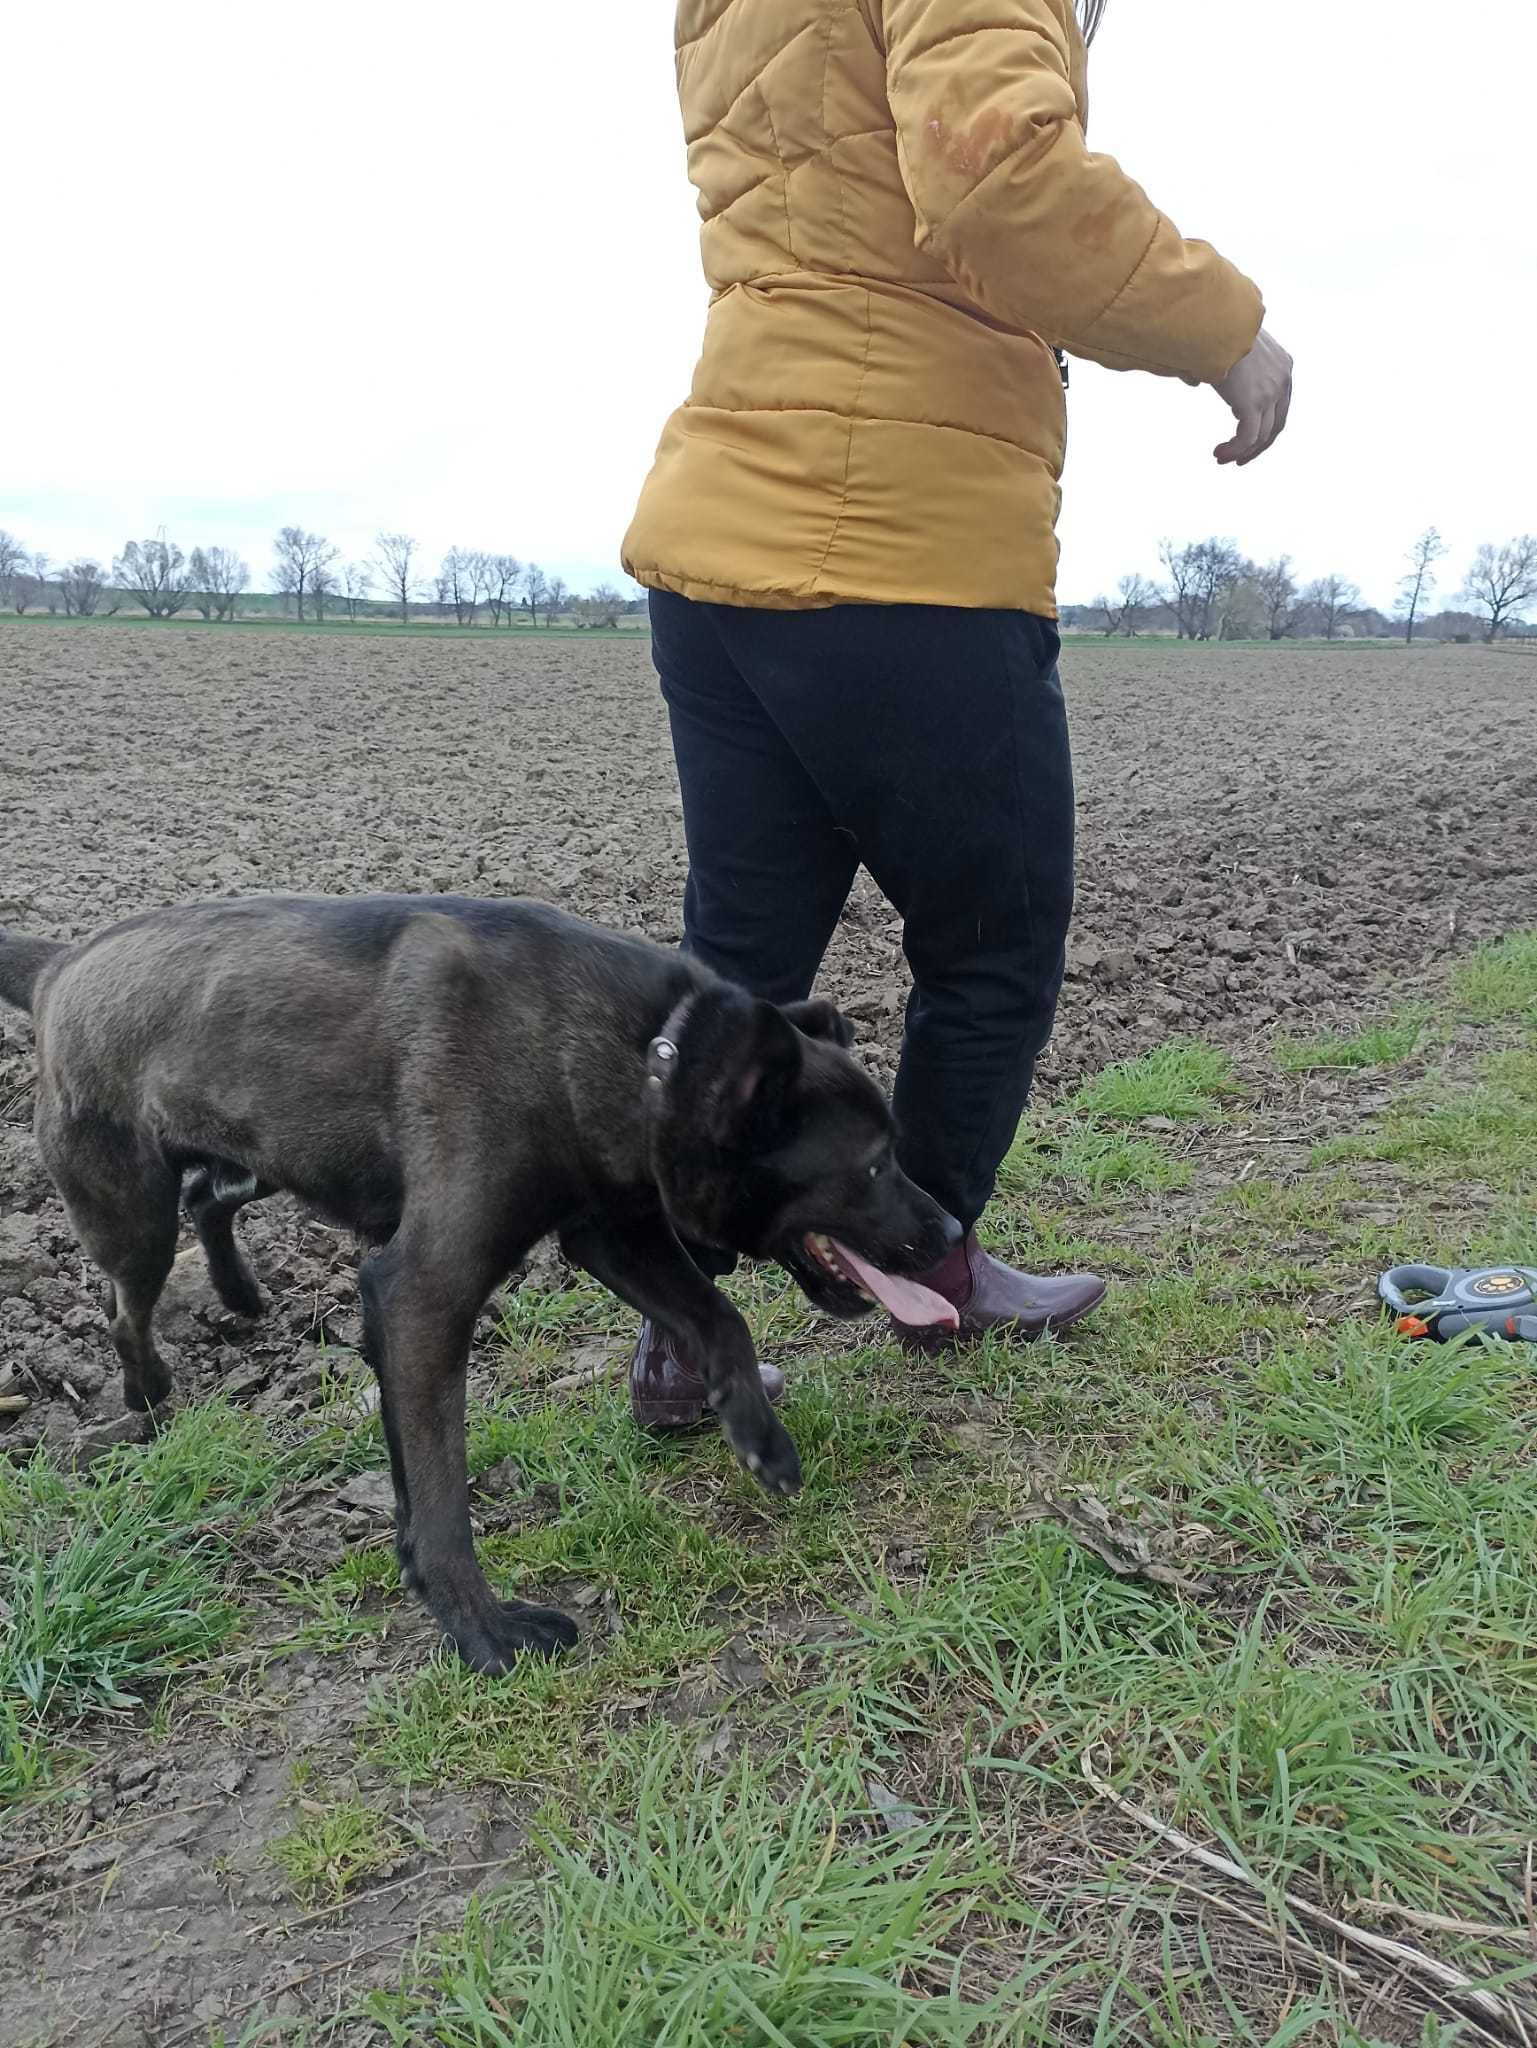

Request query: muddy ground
[{"left": 0, "top": 623, "right": 1532, "bottom": 2043}]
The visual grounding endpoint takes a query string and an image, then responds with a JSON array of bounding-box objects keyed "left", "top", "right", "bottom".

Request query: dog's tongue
[{"left": 830, "top": 1240, "right": 960, "bottom": 1329}]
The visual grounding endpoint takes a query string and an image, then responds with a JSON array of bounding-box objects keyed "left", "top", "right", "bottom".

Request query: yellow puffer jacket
[{"left": 623, "top": 0, "right": 1264, "bottom": 617}]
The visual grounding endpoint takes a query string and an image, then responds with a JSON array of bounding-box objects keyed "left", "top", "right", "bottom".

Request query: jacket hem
[{"left": 622, "top": 559, "right": 1059, "bottom": 622}]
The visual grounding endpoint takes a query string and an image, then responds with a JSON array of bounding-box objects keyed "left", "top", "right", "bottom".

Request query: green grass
[
  {"left": 0, "top": 1406, "right": 282, "bottom": 1797},
  {"left": 999, "top": 1120, "right": 1191, "bottom": 1197},
  {"left": 368, "top": 1737, "right": 1073, "bottom": 2046},
  {"left": 1452, "top": 931, "right": 1537, "bottom": 1020},
  {"left": 1068, "top": 1039, "right": 1236, "bottom": 1122},
  {"left": 1312, "top": 1039, "right": 1537, "bottom": 1208},
  {"left": 1275, "top": 1008, "right": 1427, "bottom": 1072},
  {"left": 272, "top": 1793, "right": 411, "bottom": 1907}
]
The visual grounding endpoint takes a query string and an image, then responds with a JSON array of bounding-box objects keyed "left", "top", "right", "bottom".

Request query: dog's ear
[
  {"left": 781, "top": 997, "right": 855, "bottom": 1049},
  {"left": 706, "top": 997, "right": 805, "bottom": 1146}
]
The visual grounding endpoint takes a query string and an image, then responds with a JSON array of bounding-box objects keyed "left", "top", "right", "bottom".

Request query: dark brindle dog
[{"left": 0, "top": 895, "right": 960, "bottom": 1672}]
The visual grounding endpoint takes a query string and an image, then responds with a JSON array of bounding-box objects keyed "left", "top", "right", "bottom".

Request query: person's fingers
[
  {"left": 1237, "top": 401, "right": 1278, "bottom": 465},
  {"left": 1271, "top": 373, "right": 1293, "bottom": 441},
  {"left": 1215, "top": 400, "right": 1261, "bottom": 464}
]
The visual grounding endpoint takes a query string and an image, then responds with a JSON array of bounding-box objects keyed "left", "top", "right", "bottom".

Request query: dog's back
[{"left": 21, "top": 893, "right": 683, "bottom": 1240}]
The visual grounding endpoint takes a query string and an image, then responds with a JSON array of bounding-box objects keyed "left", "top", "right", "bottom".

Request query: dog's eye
[{"left": 868, "top": 1162, "right": 883, "bottom": 1180}]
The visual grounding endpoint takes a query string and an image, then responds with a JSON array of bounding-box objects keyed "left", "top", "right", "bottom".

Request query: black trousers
[{"left": 650, "top": 589, "right": 1075, "bottom": 1233}]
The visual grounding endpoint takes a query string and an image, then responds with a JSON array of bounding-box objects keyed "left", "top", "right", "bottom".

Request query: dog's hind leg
[
  {"left": 360, "top": 1219, "right": 579, "bottom": 1674},
  {"left": 559, "top": 1213, "right": 802, "bottom": 1499},
  {"left": 38, "top": 1110, "right": 181, "bottom": 1413},
  {"left": 183, "top": 1163, "right": 270, "bottom": 1318}
]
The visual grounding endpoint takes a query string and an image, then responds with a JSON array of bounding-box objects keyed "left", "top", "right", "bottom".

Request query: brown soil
[{"left": 0, "top": 624, "right": 1530, "bottom": 2043}]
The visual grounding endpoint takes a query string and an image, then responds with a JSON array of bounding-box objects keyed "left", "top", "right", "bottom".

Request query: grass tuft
[
  {"left": 0, "top": 1404, "right": 282, "bottom": 1795},
  {"left": 272, "top": 1794, "right": 410, "bottom": 1906},
  {"left": 369, "top": 1735, "right": 1071, "bottom": 2046},
  {"left": 1001, "top": 1120, "right": 1190, "bottom": 1196},
  {"left": 1451, "top": 931, "right": 1537, "bottom": 1020},
  {"left": 1276, "top": 1008, "right": 1426, "bottom": 1072},
  {"left": 1069, "top": 1040, "right": 1236, "bottom": 1122}
]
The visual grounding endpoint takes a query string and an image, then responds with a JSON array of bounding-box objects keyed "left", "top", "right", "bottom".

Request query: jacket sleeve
[{"left": 880, "top": 0, "right": 1264, "bottom": 382}]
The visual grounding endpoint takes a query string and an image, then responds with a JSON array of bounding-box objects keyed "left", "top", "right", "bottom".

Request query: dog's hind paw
[
  {"left": 122, "top": 1355, "right": 174, "bottom": 1412},
  {"left": 212, "top": 1273, "right": 265, "bottom": 1319},
  {"left": 450, "top": 1600, "right": 579, "bottom": 1674}
]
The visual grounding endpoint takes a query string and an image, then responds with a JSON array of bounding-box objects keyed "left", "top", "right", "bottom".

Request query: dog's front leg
[
  {"left": 359, "top": 1243, "right": 578, "bottom": 1672},
  {"left": 559, "top": 1215, "right": 801, "bottom": 1498}
]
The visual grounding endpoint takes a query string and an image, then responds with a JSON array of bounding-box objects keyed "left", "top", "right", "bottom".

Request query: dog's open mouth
[{"left": 803, "top": 1233, "right": 959, "bottom": 1330}]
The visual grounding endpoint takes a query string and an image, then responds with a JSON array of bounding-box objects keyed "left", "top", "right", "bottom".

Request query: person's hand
[{"left": 1212, "top": 328, "right": 1293, "bottom": 466}]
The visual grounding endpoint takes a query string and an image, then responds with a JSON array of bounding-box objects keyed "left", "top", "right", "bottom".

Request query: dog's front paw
[
  {"left": 450, "top": 1599, "right": 579, "bottom": 1674},
  {"left": 724, "top": 1402, "right": 802, "bottom": 1499}
]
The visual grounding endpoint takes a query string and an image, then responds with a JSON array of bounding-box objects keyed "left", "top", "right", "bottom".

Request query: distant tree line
[
  {"left": 1076, "top": 527, "right": 1537, "bottom": 645},
  {"left": 3, "top": 521, "right": 1533, "bottom": 643},
  {"left": 0, "top": 526, "right": 640, "bottom": 630}
]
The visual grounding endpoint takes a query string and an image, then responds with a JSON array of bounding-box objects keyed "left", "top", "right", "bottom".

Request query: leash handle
[{"left": 1378, "top": 1264, "right": 1452, "bottom": 1315}]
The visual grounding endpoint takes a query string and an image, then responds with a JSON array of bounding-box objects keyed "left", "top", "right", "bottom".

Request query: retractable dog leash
[{"left": 1378, "top": 1264, "right": 1537, "bottom": 1344}]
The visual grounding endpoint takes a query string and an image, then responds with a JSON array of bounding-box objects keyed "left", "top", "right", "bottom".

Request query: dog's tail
[{"left": 0, "top": 930, "right": 68, "bottom": 1013}]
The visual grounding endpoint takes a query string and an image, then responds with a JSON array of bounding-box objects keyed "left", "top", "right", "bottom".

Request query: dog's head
[{"left": 648, "top": 989, "right": 962, "bottom": 1319}]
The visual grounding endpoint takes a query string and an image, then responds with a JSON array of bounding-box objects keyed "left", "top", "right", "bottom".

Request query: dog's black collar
[{"left": 646, "top": 994, "right": 694, "bottom": 1093}]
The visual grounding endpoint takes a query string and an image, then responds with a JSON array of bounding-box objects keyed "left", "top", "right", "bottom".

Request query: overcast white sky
[{"left": 3, "top": 0, "right": 1531, "bottom": 611}]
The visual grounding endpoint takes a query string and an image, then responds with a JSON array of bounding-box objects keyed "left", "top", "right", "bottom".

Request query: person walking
[{"left": 621, "top": 0, "right": 1292, "bottom": 1428}]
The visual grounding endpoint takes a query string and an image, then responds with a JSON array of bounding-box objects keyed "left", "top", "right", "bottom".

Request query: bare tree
[
  {"left": 1201, "top": 542, "right": 1245, "bottom": 641},
  {"left": 29, "top": 552, "right": 54, "bottom": 614},
  {"left": 1254, "top": 556, "right": 1298, "bottom": 640},
  {"left": 439, "top": 546, "right": 480, "bottom": 627},
  {"left": 521, "top": 561, "right": 550, "bottom": 628},
  {"left": 1396, "top": 527, "right": 1446, "bottom": 645},
  {"left": 58, "top": 559, "right": 107, "bottom": 616},
  {"left": 1118, "top": 572, "right": 1157, "bottom": 636},
  {"left": 114, "top": 533, "right": 193, "bottom": 619},
  {"left": 1301, "top": 573, "right": 1360, "bottom": 641},
  {"left": 472, "top": 551, "right": 495, "bottom": 623},
  {"left": 545, "top": 574, "right": 569, "bottom": 624},
  {"left": 1461, "top": 536, "right": 1537, "bottom": 643},
  {"left": 1094, "top": 572, "right": 1157, "bottom": 637},
  {"left": 483, "top": 553, "right": 522, "bottom": 628},
  {"left": 188, "top": 546, "right": 248, "bottom": 620},
  {"left": 338, "top": 560, "right": 372, "bottom": 623},
  {"left": 374, "top": 532, "right": 419, "bottom": 625},
  {"left": 0, "top": 530, "right": 24, "bottom": 612},
  {"left": 573, "top": 583, "right": 625, "bottom": 630},
  {"left": 1160, "top": 538, "right": 1240, "bottom": 640},
  {"left": 1217, "top": 570, "right": 1264, "bottom": 640},
  {"left": 1159, "top": 539, "right": 1201, "bottom": 639},
  {"left": 272, "top": 526, "right": 338, "bottom": 622},
  {"left": 311, "top": 555, "right": 337, "bottom": 622}
]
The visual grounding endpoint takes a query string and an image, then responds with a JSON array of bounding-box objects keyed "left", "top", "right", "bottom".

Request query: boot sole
[
  {"left": 632, "top": 1399, "right": 714, "bottom": 1433},
  {"left": 892, "top": 1284, "right": 1108, "bottom": 1355}
]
